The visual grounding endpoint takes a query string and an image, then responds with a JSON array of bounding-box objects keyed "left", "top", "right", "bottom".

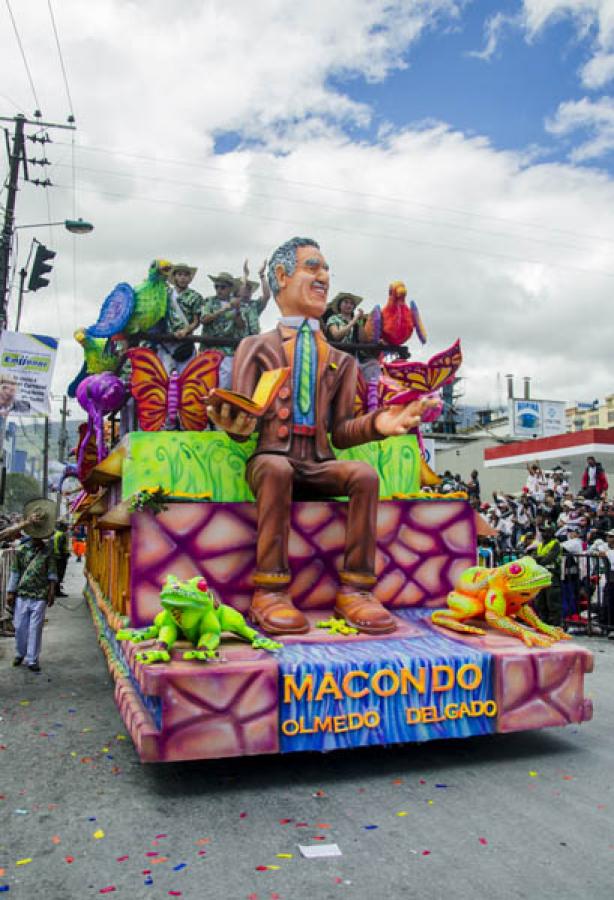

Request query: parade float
[{"left": 72, "top": 244, "right": 593, "bottom": 763}]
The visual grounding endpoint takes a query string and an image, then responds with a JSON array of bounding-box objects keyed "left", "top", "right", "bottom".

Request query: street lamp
[{"left": 15, "top": 217, "right": 94, "bottom": 235}]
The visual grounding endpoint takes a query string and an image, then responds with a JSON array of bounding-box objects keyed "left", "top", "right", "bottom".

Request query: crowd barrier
[
  {"left": 0, "top": 546, "right": 16, "bottom": 637},
  {"left": 561, "top": 551, "right": 612, "bottom": 637},
  {"left": 478, "top": 541, "right": 613, "bottom": 637}
]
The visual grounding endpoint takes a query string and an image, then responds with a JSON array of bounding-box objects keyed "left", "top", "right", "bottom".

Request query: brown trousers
[{"left": 246, "top": 436, "right": 379, "bottom": 578}]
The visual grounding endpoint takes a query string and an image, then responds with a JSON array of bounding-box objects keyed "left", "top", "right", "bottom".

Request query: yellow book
[{"left": 209, "top": 367, "right": 290, "bottom": 417}]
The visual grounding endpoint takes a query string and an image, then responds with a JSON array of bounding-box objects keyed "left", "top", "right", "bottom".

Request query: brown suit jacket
[{"left": 232, "top": 325, "right": 382, "bottom": 461}]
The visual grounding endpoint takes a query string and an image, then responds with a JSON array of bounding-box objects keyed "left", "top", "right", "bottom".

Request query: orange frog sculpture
[{"left": 432, "top": 557, "right": 572, "bottom": 648}]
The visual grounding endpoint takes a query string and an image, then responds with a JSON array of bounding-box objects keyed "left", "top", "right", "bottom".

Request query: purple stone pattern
[
  {"left": 427, "top": 621, "right": 594, "bottom": 732},
  {"left": 130, "top": 500, "right": 476, "bottom": 627}
]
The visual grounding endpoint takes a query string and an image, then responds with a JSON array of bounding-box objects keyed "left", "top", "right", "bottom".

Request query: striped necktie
[{"left": 298, "top": 321, "right": 312, "bottom": 415}]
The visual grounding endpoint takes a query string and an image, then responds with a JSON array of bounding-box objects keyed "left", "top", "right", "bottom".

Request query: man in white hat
[
  {"left": 6, "top": 499, "right": 57, "bottom": 672},
  {"left": 157, "top": 264, "right": 204, "bottom": 372}
]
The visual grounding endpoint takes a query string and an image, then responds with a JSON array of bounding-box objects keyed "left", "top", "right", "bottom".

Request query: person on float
[
  {"left": 325, "top": 292, "right": 381, "bottom": 384},
  {"left": 161, "top": 263, "right": 205, "bottom": 371},
  {"left": 200, "top": 271, "right": 246, "bottom": 388},
  {"left": 207, "top": 236, "right": 437, "bottom": 636},
  {"left": 235, "top": 258, "right": 271, "bottom": 336}
]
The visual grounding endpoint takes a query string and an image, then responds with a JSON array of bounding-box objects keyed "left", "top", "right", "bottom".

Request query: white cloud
[
  {"left": 1, "top": 0, "right": 614, "bottom": 421},
  {"left": 467, "top": 12, "right": 520, "bottom": 61},
  {"left": 546, "top": 95, "right": 614, "bottom": 159}
]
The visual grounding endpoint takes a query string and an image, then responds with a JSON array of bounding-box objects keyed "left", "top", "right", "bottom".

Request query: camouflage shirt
[
  {"left": 8, "top": 539, "right": 58, "bottom": 600},
  {"left": 241, "top": 296, "right": 268, "bottom": 336},
  {"left": 200, "top": 295, "right": 247, "bottom": 354},
  {"left": 166, "top": 287, "right": 205, "bottom": 334}
]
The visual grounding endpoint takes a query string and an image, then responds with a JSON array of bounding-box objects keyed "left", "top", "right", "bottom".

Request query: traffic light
[{"left": 28, "top": 243, "right": 56, "bottom": 292}]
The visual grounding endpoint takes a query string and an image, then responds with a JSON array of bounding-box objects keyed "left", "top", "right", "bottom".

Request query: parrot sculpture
[
  {"left": 84, "top": 260, "right": 171, "bottom": 341},
  {"left": 124, "top": 259, "right": 171, "bottom": 335},
  {"left": 67, "top": 330, "right": 122, "bottom": 398},
  {"left": 381, "top": 281, "right": 414, "bottom": 346}
]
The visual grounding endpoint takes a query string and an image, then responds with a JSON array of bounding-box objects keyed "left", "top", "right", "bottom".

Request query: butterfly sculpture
[
  {"left": 126, "top": 348, "right": 223, "bottom": 431},
  {"left": 354, "top": 340, "right": 461, "bottom": 415}
]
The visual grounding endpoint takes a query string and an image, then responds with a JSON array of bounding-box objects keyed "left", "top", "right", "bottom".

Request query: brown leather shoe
[
  {"left": 249, "top": 588, "right": 309, "bottom": 635},
  {"left": 334, "top": 588, "right": 396, "bottom": 635}
]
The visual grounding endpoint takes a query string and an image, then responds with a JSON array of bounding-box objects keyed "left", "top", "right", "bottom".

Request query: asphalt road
[{"left": 1, "top": 559, "right": 612, "bottom": 900}]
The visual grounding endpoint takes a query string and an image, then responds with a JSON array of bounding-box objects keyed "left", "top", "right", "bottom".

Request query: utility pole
[
  {"left": 56, "top": 395, "right": 69, "bottom": 516},
  {"left": 0, "top": 115, "right": 26, "bottom": 331},
  {"left": 0, "top": 113, "right": 75, "bottom": 505},
  {"left": 42, "top": 416, "right": 50, "bottom": 500}
]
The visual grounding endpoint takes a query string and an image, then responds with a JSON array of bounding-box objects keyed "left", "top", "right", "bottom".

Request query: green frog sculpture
[{"left": 116, "top": 574, "right": 283, "bottom": 664}]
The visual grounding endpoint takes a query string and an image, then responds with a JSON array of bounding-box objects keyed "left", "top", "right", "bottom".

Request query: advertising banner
[
  {"left": 0, "top": 331, "right": 58, "bottom": 417},
  {"left": 509, "top": 399, "right": 566, "bottom": 438}
]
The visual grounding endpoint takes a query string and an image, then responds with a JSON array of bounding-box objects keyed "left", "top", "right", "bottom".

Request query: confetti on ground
[
  {"left": 276, "top": 853, "right": 293, "bottom": 859},
  {"left": 316, "top": 823, "right": 331, "bottom": 829},
  {"left": 150, "top": 857, "right": 168, "bottom": 865},
  {"left": 313, "top": 790, "right": 326, "bottom": 797},
  {"left": 156, "top": 834, "right": 168, "bottom": 839},
  {"left": 99, "top": 889, "right": 116, "bottom": 895},
  {"left": 14, "top": 809, "right": 27, "bottom": 815},
  {"left": 364, "top": 825, "right": 378, "bottom": 830},
  {"left": 144, "top": 876, "right": 153, "bottom": 885},
  {"left": 116, "top": 855, "right": 129, "bottom": 862},
  {"left": 396, "top": 811, "right": 408, "bottom": 817},
  {"left": 279, "top": 818, "right": 293, "bottom": 825},
  {"left": 0, "top": 887, "right": 9, "bottom": 893},
  {"left": 479, "top": 838, "right": 489, "bottom": 846},
  {"left": 435, "top": 784, "right": 447, "bottom": 789},
  {"left": 421, "top": 850, "right": 431, "bottom": 856},
  {"left": 168, "top": 893, "right": 182, "bottom": 897},
  {"left": 64, "top": 856, "right": 74, "bottom": 864},
  {"left": 93, "top": 829, "right": 105, "bottom": 839},
  {"left": 392, "top": 778, "right": 403, "bottom": 785},
  {"left": 173, "top": 863, "right": 187, "bottom": 871},
  {"left": 239, "top": 812, "right": 248, "bottom": 819},
  {"left": 299, "top": 843, "right": 342, "bottom": 859},
  {"left": 51, "top": 836, "right": 61, "bottom": 845},
  {"left": 529, "top": 771, "right": 538, "bottom": 777},
  {"left": 15, "top": 859, "right": 32, "bottom": 866},
  {"left": 256, "top": 865, "right": 269, "bottom": 872}
]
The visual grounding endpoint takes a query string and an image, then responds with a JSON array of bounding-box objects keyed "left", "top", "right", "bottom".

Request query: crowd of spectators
[{"left": 461, "top": 457, "right": 613, "bottom": 635}]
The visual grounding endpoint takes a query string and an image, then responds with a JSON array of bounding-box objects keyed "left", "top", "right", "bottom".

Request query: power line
[
  {"left": 55, "top": 138, "right": 614, "bottom": 247},
  {"left": 52, "top": 159, "right": 605, "bottom": 256},
  {"left": 53, "top": 179, "right": 614, "bottom": 280},
  {"left": 4, "top": 0, "right": 42, "bottom": 113},
  {"left": 47, "top": 0, "right": 75, "bottom": 121}
]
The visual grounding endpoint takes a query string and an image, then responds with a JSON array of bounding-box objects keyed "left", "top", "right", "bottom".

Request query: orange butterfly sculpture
[{"left": 126, "top": 348, "right": 224, "bottom": 431}]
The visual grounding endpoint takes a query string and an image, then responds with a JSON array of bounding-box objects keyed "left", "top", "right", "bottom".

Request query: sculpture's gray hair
[{"left": 267, "top": 237, "right": 320, "bottom": 298}]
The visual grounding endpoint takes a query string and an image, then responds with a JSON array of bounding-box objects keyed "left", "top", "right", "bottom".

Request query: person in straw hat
[
  {"left": 6, "top": 499, "right": 58, "bottom": 672},
  {"left": 234, "top": 258, "right": 272, "bottom": 336},
  {"left": 153, "top": 263, "right": 204, "bottom": 371},
  {"left": 201, "top": 270, "right": 246, "bottom": 388}
]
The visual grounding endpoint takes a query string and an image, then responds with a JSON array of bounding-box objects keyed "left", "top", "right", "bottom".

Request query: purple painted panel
[{"left": 130, "top": 500, "right": 476, "bottom": 627}]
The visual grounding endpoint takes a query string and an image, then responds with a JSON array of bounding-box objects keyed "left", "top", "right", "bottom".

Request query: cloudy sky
[{"left": 2, "top": 0, "right": 614, "bottom": 418}]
